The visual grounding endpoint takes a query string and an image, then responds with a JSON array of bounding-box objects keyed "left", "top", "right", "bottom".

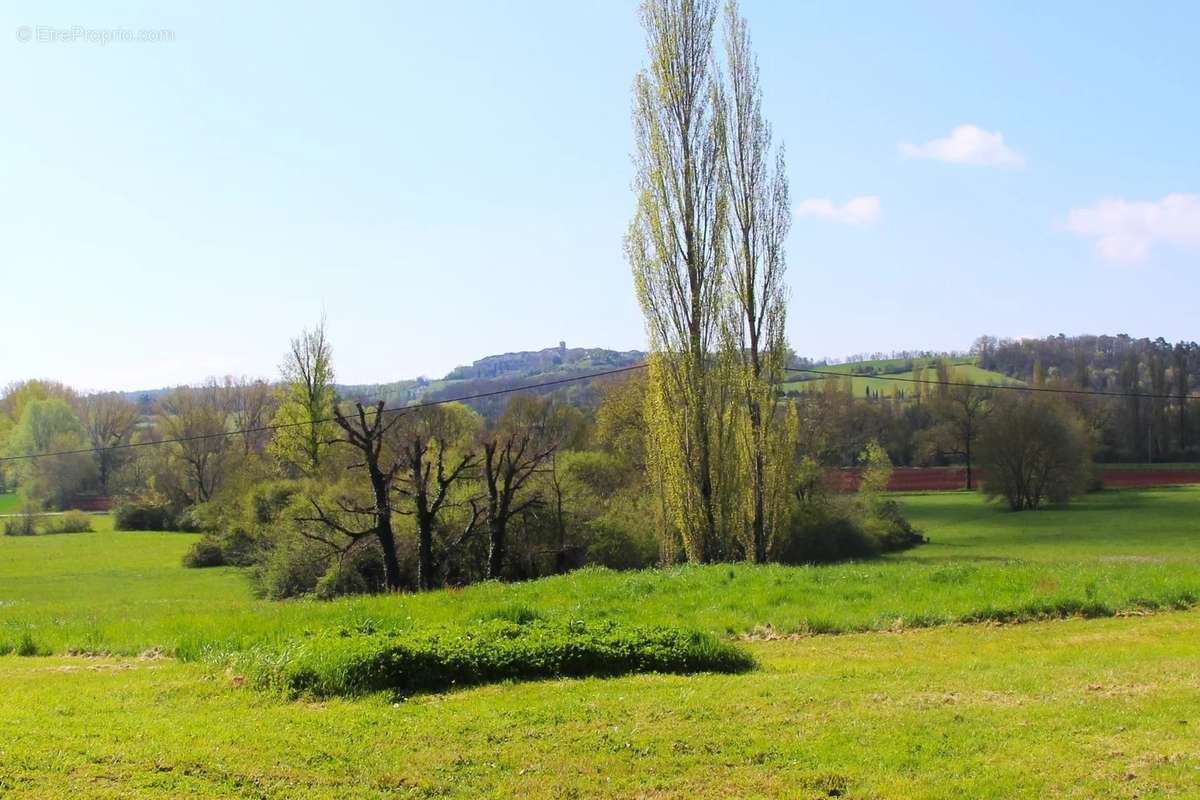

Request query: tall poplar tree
[
  {"left": 718, "top": 0, "right": 791, "bottom": 562},
  {"left": 627, "top": 0, "right": 731, "bottom": 562}
]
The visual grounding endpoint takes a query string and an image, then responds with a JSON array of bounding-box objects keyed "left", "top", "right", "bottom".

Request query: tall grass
[{"left": 0, "top": 488, "right": 1198, "bottom": 658}]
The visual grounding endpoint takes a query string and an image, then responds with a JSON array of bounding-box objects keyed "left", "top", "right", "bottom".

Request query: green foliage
[
  {"left": 114, "top": 501, "right": 178, "bottom": 531},
  {"left": 4, "top": 398, "right": 96, "bottom": 509},
  {"left": 583, "top": 519, "right": 659, "bottom": 570},
  {"left": 2, "top": 509, "right": 38, "bottom": 537},
  {"left": 230, "top": 619, "right": 755, "bottom": 698},
  {"left": 777, "top": 442, "right": 921, "bottom": 564},
  {"left": 314, "top": 543, "right": 389, "bottom": 600},
  {"left": 978, "top": 394, "right": 1094, "bottom": 510},
  {"left": 865, "top": 499, "right": 927, "bottom": 552},
  {"left": 182, "top": 536, "right": 226, "bottom": 568},
  {"left": 269, "top": 320, "right": 336, "bottom": 476},
  {"left": 776, "top": 503, "right": 880, "bottom": 563},
  {"left": 856, "top": 439, "right": 893, "bottom": 506},
  {"left": 15, "top": 629, "right": 41, "bottom": 656},
  {"left": 250, "top": 532, "right": 333, "bottom": 600},
  {"left": 40, "top": 511, "right": 93, "bottom": 534},
  {"left": 2, "top": 507, "right": 92, "bottom": 536}
]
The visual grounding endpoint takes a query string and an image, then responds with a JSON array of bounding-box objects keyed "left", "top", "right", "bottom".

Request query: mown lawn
[
  {"left": 1, "top": 488, "right": 1198, "bottom": 657},
  {"left": 1, "top": 488, "right": 1199, "bottom": 797},
  {"left": 1, "top": 612, "right": 1198, "bottom": 798}
]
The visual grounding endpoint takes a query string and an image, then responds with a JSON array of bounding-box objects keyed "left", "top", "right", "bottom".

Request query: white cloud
[
  {"left": 1065, "top": 193, "right": 1200, "bottom": 264},
  {"left": 899, "top": 124, "right": 1024, "bottom": 168},
  {"left": 794, "top": 195, "right": 881, "bottom": 225}
]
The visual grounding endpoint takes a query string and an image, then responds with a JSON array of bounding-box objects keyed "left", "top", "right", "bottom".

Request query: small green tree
[
  {"left": 977, "top": 394, "right": 1093, "bottom": 510},
  {"left": 856, "top": 439, "right": 893, "bottom": 513},
  {"left": 271, "top": 319, "right": 336, "bottom": 476},
  {"left": 6, "top": 399, "right": 96, "bottom": 509}
]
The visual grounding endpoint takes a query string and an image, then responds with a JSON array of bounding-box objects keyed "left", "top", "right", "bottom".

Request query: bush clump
[
  {"left": 41, "top": 510, "right": 93, "bottom": 534},
  {"left": 3, "top": 508, "right": 94, "bottom": 536},
  {"left": 231, "top": 619, "right": 755, "bottom": 698},
  {"left": 2, "top": 515, "right": 38, "bottom": 537},
  {"left": 114, "top": 501, "right": 178, "bottom": 531},
  {"left": 776, "top": 444, "right": 925, "bottom": 563},
  {"left": 182, "top": 536, "right": 227, "bottom": 568}
]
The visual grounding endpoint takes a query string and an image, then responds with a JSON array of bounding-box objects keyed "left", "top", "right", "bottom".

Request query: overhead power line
[
  {"left": 784, "top": 367, "right": 1196, "bottom": 402},
  {"left": 0, "top": 363, "right": 648, "bottom": 464},
  {"left": 2, "top": 360, "right": 1194, "bottom": 465}
]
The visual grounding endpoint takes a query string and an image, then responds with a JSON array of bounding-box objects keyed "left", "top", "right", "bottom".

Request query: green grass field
[
  {"left": 3, "top": 488, "right": 1198, "bottom": 658},
  {"left": 0, "top": 492, "right": 20, "bottom": 515},
  {"left": 1, "top": 488, "right": 1199, "bottom": 797}
]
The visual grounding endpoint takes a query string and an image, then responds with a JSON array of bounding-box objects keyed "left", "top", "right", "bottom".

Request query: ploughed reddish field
[{"left": 833, "top": 466, "right": 1200, "bottom": 492}]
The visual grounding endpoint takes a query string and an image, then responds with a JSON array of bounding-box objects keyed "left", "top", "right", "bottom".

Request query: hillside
[
  {"left": 782, "top": 356, "right": 1020, "bottom": 398},
  {"left": 336, "top": 344, "right": 646, "bottom": 414}
]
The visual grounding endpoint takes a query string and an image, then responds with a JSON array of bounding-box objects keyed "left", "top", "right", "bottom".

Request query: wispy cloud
[
  {"left": 794, "top": 196, "right": 881, "bottom": 226},
  {"left": 1065, "top": 193, "right": 1200, "bottom": 264},
  {"left": 899, "top": 124, "right": 1024, "bottom": 168}
]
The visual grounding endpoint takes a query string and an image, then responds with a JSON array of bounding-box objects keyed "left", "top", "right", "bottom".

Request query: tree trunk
[
  {"left": 375, "top": 521, "right": 402, "bottom": 592},
  {"left": 368, "top": 460, "right": 402, "bottom": 591},
  {"left": 416, "top": 518, "right": 434, "bottom": 591},
  {"left": 486, "top": 517, "right": 506, "bottom": 580},
  {"left": 965, "top": 438, "right": 974, "bottom": 490}
]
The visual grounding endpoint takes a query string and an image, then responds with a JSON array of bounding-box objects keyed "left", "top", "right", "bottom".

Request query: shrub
[
  {"left": 314, "top": 541, "right": 389, "bottom": 600},
  {"left": 16, "top": 630, "right": 41, "bottom": 657},
  {"left": 866, "top": 499, "right": 927, "bottom": 553},
  {"left": 247, "top": 481, "right": 304, "bottom": 526},
  {"left": 218, "top": 528, "right": 260, "bottom": 567},
  {"left": 3, "top": 514, "right": 38, "bottom": 537},
  {"left": 230, "top": 619, "right": 756, "bottom": 698},
  {"left": 251, "top": 534, "right": 332, "bottom": 599},
  {"left": 775, "top": 494, "right": 924, "bottom": 564},
  {"left": 775, "top": 504, "right": 880, "bottom": 564},
  {"left": 41, "top": 510, "right": 93, "bottom": 534},
  {"left": 584, "top": 519, "right": 658, "bottom": 570},
  {"left": 176, "top": 501, "right": 222, "bottom": 533},
  {"left": 114, "top": 501, "right": 177, "bottom": 531},
  {"left": 182, "top": 536, "right": 227, "bottom": 568}
]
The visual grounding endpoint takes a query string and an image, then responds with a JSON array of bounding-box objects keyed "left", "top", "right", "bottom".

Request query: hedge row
[{"left": 230, "top": 619, "right": 755, "bottom": 697}]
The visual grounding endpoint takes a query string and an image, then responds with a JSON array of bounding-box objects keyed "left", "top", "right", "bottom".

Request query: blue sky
[{"left": 2, "top": 1, "right": 1198, "bottom": 390}]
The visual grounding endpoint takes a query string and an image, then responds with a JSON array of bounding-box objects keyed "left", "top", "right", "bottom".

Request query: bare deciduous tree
[
  {"left": 158, "top": 383, "right": 235, "bottom": 504},
  {"left": 393, "top": 404, "right": 482, "bottom": 590},
  {"left": 480, "top": 406, "right": 559, "bottom": 580},
  {"left": 222, "top": 376, "right": 274, "bottom": 456},
  {"left": 299, "top": 401, "right": 406, "bottom": 590},
  {"left": 931, "top": 378, "right": 992, "bottom": 490},
  {"left": 74, "top": 392, "right": 140, "bottom": 492}
]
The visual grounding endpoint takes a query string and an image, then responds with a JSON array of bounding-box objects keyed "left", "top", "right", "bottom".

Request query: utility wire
[
  {"left": 784, "top": 367, "right": 1196, "bottom": 402},
  {"left": 0, "top": 363, "right": 648, "bottom": 464},
  {"left": 2, "top": 360, "right": 1194, "bottom": 465}
]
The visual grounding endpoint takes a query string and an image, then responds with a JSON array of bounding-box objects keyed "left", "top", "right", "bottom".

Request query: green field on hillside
[
  {"left": 783, "top": 357, "right": 1021, "bottom": 397},
  {"left": 2, "top": 488, "right": 1199, "bottom": 797}
]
